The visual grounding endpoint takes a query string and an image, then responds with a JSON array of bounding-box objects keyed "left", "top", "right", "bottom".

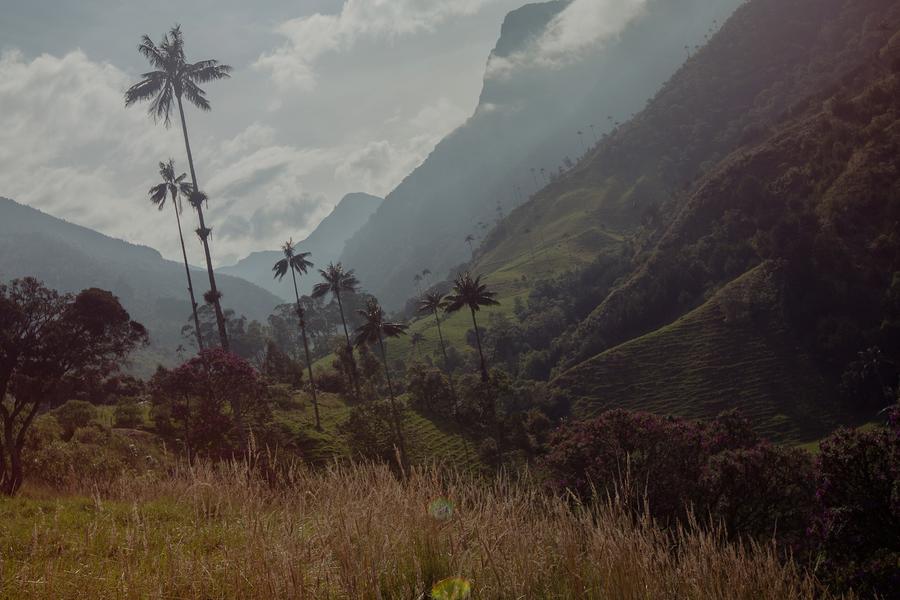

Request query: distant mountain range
[
  {"left": 340, "top": 0, "right": 743, "bottom": 308},
  {"left": 0, "top": 197, "right": 282, "bottom": 372},
  {"left": 220, "top": 192, "right": 381, "bottom": 301}
]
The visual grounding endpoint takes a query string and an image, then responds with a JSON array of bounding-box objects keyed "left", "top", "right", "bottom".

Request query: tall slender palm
[
  {"left": 444, "top": 272, "right": 499, "bottom": 382},
  {"left": 273, "top": 240, "right": 321, "bottom": 430},
  {"left": 354, "top": 298, "right": 408, "bottom": 467},
  {"left": 418, "top": 291, "right": 458, "bottom": 415},
  {"left": 125, "top": 25, "right": 232, "bottom": 351},
  {"left": 418, "top": 292, "right": 451, "bottom": 373},
  {"left": 149, "top": 159, "right": 204, "bottom": 352},
  {"left": 465, "top": 234, "right": 475, "bottom": 256},
  {"left": 409, "top": 332, "right": 426, "bottom": 359},
  {"left": 312, "top": 262, "right": 361, "bottom": 398}
]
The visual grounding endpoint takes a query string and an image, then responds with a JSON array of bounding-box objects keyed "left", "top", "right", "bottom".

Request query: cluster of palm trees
[
  {"left": 132, "top": 27, "right": 503, "bottom": 459},
  {"left": 418, "top": 273, "right": 499, "bottom": 383},
  {"left": 129, "top": 25, "right": 232, "bottom": 352}
]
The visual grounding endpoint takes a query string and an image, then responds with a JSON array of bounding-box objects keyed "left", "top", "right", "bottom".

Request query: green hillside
[
  {"left": 552, "top": 263, "right": 839, "bottom": 443},
  {"left": 273, "top": 391, "right": 481, "bottom": 471}
]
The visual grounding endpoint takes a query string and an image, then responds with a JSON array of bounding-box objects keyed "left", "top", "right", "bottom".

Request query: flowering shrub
[
  {"left": 150, "top": 349, "right": 269, "bottom": 457},
  {"left": 544, "top": 410, "right": 815, "bottom": 540},
  {"left": 810, "top": 406, "right": 900, "bottom": 597}
]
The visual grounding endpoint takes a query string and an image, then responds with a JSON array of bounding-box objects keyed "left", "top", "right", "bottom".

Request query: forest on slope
[{"left": 450, "top": 0, "right": 900, "bottom": 440}]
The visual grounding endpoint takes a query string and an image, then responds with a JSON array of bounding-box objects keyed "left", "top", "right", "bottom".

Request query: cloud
[
  {"left": 486, "top": 0, "right": 648, "bottom": 79},
  {"left": 0, "top": 50, "right": 334, "bottom": 265},
  {"left": 335, "top": 98, "right": 468, "bottom": 195},
  {"left": 255, "top": 0, "right": 499, "bottom": 91},
  {"left": 0, "top": 47, "right": 473, "bottom": 265}
]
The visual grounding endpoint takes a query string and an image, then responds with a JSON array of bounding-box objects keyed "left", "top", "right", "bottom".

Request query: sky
[
  {"left": 0, "top": 0, "right": 529, "bottom": 266},
  {"left": 0, "top": 0, "right": 651, "bottom": 266}
]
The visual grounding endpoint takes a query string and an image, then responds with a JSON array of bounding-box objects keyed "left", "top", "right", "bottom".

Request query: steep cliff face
[
  {"left": 340, "top": 0, "right": 742, "bottom": 308},
  {"left": 220, "top": 193, "right": 381, "bottom": 300}
]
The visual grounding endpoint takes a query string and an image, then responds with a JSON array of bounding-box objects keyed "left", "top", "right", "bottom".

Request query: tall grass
[{"left": 0, "top": 458, "right": 836, "bottom": 599}]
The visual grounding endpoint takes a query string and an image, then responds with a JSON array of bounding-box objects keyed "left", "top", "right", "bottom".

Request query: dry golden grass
[{"left": 0, "top": 458, "right": 836, "bottom": 599}]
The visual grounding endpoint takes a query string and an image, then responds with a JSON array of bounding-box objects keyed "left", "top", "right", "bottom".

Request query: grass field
[{"left": 0, "top": 461, "right": 832, "bottom": 599}]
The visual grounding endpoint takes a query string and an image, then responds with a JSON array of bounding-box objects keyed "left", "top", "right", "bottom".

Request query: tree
[
  {"left": 417, "top": 292, "right": 456, "bottom": 390},
  {"left": 312, "top": 263, "right": 361, "bottom": 399},
  {"left": 125, "top": 24, "right": 232, "bottom": 351},
  {"left": 272, "top": 239, "right": 321, "bottom": 430},
  {"left": 353, "top": 298, "right": 408, "bottom": 467},
  {"left": 465, "top": 234, "right": 475, "bottom": 255},
  {"left": 444, "top": 272, "right": 499, "bottom": 381},
  {"left": 149, "top": 158, "right": 204, "bottom": 352},
  {"left": 409, "top": 332, "right": 426, "bottom": 359},
  {"left": 0, "top": 279, "right": 147, "bottom": 494}
]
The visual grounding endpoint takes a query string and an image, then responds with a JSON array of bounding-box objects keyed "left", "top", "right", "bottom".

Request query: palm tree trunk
[
  {"left": 176, "top": 94, "right": 229, "bottom": 352},
  {"left": 470, "top": 307, "right": 489, "bottom": 382},
  {"left": 290, "top": 269, "right": 321, "bottom": 430},
  {"left": 173, "top": 201, "right": 204, "bottom": 352},
  {"left": 335, "top": 292, "right": 362, "bottom": 400},
  {"left": 433, "top": 310, "right": 457, "bottom": 410},
  {"left": 378, "top": 333, "right": 408, "bottom": 468}
]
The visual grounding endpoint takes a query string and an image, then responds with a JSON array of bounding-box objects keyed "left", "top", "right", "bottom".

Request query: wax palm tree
[
  {"left": 444, "top": 272, "right": 499, "bottom": 381},
  {"left": 354, "top": 298, "right": 408, "bottom": 466},
  {"left": 465, "top": 234, "right": 475, "bottom": 255},
  {"left": 413, "top": 273, "right": 423, "bottom": 295},
  {"left": 312, "top": 262, "right": 361, "bottom": 398},
  {"left": 418, "top": 292, "right": 451, "bottom": 372},
  {"left": 149, "top": 158, "right": 204, "bottom": 352},
  {"left": 272, "top": 239, "right": 321, "bottom": 430},
  {"left": 125, "top": 25, "right": 232, "bottom": 351},
  {"left": 409, "top": 332, "right": 426, "bottom": 359}
]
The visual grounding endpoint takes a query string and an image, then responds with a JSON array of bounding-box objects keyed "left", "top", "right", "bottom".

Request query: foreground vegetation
[{"left": 0, "top": 460, "right": 832, "bottom": 600}]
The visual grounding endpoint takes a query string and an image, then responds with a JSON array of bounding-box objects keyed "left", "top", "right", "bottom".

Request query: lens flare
[
  {"left": 428, "top": 497, "right": 454, "bottom": 521},
  {"left": 431, "top": 577, "right": 472, "bottom": 600}
]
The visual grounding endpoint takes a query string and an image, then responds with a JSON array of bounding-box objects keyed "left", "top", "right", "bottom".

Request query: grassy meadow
[{"left": 0, "top": 460, "right": 835, "bottom": 600}]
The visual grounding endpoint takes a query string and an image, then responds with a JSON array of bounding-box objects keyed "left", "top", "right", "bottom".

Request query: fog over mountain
[
  {"left": 341, "top": 0, "right": 743, "bottom": 308},
  {"left": 0, "top": 197, "right": 281, "bottom": 370},
  {"left": 220, "top": 192, "right": 382, "bottom": 301}
]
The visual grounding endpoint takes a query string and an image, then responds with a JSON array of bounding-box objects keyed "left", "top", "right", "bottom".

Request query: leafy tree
[
  {"left": 148, "top": 158, "right": 204, "bottom": 352},
  {"left": 261, "top": 341, "right": 303, "bottom": 389},
  {"left": 406, "top": 363, "right": 454, "bottom": 417},
  {"left": 409, "top": 332, "right": 426, "bottom": 359},
  {"left": 125, "top": 24, "right": 232, "bottom": 350},
  {"left": 272, "top": 239, "right": 321, "bottom": 430},
  {"left": 150, "top": 349, "right": 268, "bottom": 458},
  {"left": 312, "top": 263, "right": 361, "bottom": 399},
  {"left": 354, "top": 298, "right": 409, "bottom": 467},
  {"left": 113, "top": 401, "right": 144, "bottom": 429},
  {"left": 53, "top": 400, "right": 98, "bottom": 441},
  {"left": 0, "top": 279, "right": 147, "bottom": 495},
  {"left": 810, "top": 410, "right": 900, "bottom": 597},
  {"left": 444, "top": 272, "right": 499, "bottom": 381}
]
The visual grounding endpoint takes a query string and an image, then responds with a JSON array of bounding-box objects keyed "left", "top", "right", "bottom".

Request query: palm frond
[
  {"left": 148, "top": 183, "right": 168, "bottom": 208},
  {"left": 182, "top": 79, "right": 211, "bottom": 111},
  {"left": 272, "top": 259, "right": 289, "bottom": 281},
  {"left": 137, "top": 35, "right": 166, "bottom": 69},
  {"left": 186, "top": 60, "right": 233, "bottom": 83},
  {"left": 124, "top": 73, "right": 166, "bottom": 107}
]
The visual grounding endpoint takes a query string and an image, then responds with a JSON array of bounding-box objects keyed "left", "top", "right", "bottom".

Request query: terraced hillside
[
  {"left": 553, "top": 263, "right": 837, "bottom": 443},
  {"left": 273, "top": 392, "right": 481, "bottom": 471}
]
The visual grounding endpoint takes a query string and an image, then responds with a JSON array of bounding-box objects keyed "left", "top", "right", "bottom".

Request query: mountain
[
  {"left": 0, "top": 197, "right": 282, "bottom": 371},
  {"left": 462, "top": 0, "right": 900, "bottom": 439},
  {"left": 220, "top": 193, "right": 381, "bottom": 301},
  {"left": 340, "top": 0, "right": 743, "bottom": 309}
]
